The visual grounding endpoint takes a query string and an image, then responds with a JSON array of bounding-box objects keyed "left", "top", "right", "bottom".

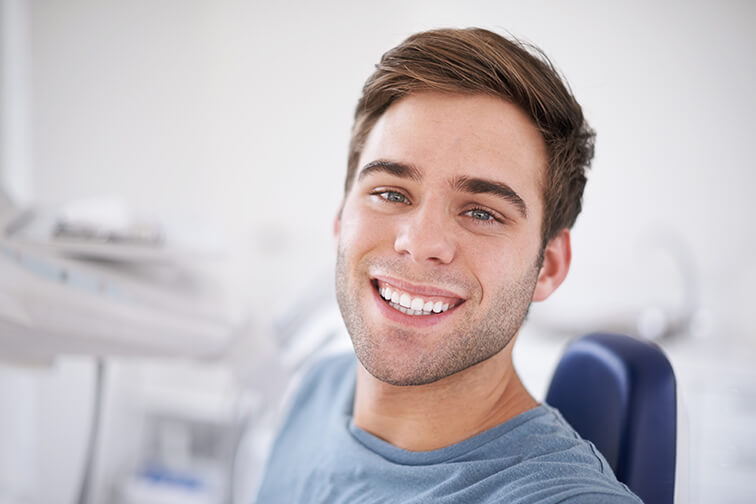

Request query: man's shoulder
[
  {"left": 482, "top": 404, "right": 605, "bottom": 462},
  {"left": 462, "top": 405, "right": 642, "bottom": 503},
  {"left": 278, "top": 352, "right": 356, "bottom": 429},
  {"left": 295, "top": 352, "right": 356, "bottom": 400}
]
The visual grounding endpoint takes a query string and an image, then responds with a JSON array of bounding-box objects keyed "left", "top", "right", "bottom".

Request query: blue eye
[
  {"left": 380, "top": 191, "right": 409, "bottom": 204},
  {"left": 467, "top": 208, "right": 494, "bottom": 221}
]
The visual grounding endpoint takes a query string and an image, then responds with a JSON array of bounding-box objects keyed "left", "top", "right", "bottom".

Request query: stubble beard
[{"left": 334, "top": 247, "right": 541, "bottom": 386}]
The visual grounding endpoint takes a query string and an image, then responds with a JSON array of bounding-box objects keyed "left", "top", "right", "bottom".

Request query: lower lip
[{"left": 371, "top": 283, "right": 460, "bottom": 328}]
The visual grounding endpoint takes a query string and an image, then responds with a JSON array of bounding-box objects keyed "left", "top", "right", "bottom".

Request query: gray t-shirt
[{"left": 255, "top": 353, "right": 642, "bottom": 503}]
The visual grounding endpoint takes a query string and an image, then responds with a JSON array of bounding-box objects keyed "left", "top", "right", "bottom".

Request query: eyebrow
[
  {"left": 453, "top": 176, "right": 528, "bottom": 218},
  {"left": 357, "top": 160, "right": 422, "bottom": 182}
]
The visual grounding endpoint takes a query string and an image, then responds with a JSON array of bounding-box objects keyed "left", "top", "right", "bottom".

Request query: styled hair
[{"left": 345, "top": 28, "right": 595, "bottom": 244}]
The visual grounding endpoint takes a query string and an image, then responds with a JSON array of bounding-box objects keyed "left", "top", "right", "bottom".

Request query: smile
[{"left": 373, "top": 278, "right": 463, "bottom": 317}]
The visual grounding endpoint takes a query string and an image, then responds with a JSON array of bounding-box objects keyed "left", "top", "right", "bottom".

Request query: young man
[{"left": 255, "top": 28, "right": 642, "bottom": 503}]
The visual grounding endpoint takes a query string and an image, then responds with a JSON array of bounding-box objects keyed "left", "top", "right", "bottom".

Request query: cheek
[
  {"left": 461, "top": 243, "right": 503, "bottom": 289},
  {"left": 459, "top": 236, "right": 538, "bottom": 296},
  {"left": 338, "top": 202, "right": 394, "bottom": 254}
]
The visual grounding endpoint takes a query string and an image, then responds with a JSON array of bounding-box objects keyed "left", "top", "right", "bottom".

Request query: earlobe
[{"left": 532, "top": 229, "right": 571, "bottom": 302}]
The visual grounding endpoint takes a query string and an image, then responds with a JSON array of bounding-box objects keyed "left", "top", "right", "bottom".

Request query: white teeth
[
  {"left": 378, "top": 282, "right": 458, "bottom": 316},
  {"left": 399, "top": 293, "right": 412, "bottom": 308},
  {"left": 387, "top": 300, "right": 453, "bottom": 316}
]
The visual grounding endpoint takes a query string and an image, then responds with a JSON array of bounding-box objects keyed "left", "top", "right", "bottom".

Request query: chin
[
  {"left": 360, "top": 359, "right": 445, "bottom": 387},
  {"left": 354, "top": 341, "right": 485, "bottom": 387}
]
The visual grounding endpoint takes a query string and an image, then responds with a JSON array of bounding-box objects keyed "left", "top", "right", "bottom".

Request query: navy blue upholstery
[{"left": 545, "top": 333, "right": 677, "bottom": 504}]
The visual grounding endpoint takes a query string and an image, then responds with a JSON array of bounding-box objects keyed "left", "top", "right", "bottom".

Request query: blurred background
[{"left": 1, "top": 0, "right": 754, "bottom": 503}]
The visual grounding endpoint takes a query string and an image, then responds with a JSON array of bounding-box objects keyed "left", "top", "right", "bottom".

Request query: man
[{"left": 255, "top": 28, "right": 642, "bottom": 503}]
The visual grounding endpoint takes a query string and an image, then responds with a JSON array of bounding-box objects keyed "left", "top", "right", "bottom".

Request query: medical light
[{"left": 0, "top": 192, "right": 239, "bottom": 364}]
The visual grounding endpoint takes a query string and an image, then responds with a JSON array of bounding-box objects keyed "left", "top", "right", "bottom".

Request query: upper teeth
[{"left": 379, "top": 285, "right": 451, "bottom": 315}]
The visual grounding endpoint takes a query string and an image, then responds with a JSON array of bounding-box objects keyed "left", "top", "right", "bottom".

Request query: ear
[
  {"left": 532, "top": 228, "right": 571, "bottom": 302},
  {"left": 333, "top": 201, "right": 344, "bottom": 249}
]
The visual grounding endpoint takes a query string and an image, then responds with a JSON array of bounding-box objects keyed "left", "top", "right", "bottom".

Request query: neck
[{"left": 352, "top": 344, "right": 538, "bottom": 452}]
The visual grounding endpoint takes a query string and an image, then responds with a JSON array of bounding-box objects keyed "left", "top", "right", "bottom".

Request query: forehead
[{"left": 358, "top": 92, "right": 547, "bottom": 208}]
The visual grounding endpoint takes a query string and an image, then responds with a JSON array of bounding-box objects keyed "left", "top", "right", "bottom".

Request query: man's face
[{"left": 335, "top": 92, "right": 551, "bottom": 386}]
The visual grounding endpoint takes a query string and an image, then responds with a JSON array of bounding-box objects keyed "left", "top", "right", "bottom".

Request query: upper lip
[{"left": 371, "top": 274, "right": 467, "bottom": 300}]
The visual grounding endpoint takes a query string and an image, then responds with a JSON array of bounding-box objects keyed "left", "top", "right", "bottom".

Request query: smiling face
[{"left": 335, "top": 92, "right": 567, "bottom": 386}]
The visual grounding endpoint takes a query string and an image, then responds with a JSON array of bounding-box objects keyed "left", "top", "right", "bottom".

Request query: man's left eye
[{"left": 466, "top": 208, "right": 495, "bottom": 221}]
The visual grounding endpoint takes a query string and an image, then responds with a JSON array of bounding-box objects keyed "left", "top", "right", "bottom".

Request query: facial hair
[{"left": 335, "top": 246, "right": 541, "bottom": 386}]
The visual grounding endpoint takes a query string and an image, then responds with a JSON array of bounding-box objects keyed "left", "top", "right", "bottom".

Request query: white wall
[{"left": 0, "top": 0, "right": 32, "bottom": 203}]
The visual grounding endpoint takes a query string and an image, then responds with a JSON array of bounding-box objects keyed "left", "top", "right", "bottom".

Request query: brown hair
[{"left": 345, "top": 28, "right": 595, "bottom": 245}]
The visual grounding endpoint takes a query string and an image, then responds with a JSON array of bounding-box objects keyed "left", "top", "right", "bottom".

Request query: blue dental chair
[{"left": 545, "top": 333, "right": 678, "bottom": 504}]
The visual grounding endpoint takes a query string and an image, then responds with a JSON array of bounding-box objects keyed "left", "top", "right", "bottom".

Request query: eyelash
[{"left": 371, "top": 189, "right": 507, "bottom": 226}]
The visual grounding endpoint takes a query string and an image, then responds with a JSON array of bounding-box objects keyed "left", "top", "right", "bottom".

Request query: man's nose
[{"left": 393, "top": 204, "right": 457, "bottom": 264}]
